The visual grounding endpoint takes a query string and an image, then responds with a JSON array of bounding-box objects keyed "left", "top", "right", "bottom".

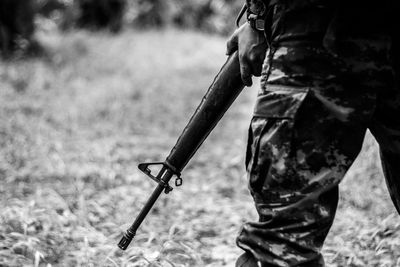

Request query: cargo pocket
[
  {"left": 246, "top": 117, "right": 277, "bottom": 194},
  {"left": 247, "top": 86, "right": 310, "bottom": 195}
]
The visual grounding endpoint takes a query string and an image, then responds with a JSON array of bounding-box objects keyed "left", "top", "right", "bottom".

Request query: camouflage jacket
[{"left": 248, "top": 0, "right": 394, "bottom": 46}]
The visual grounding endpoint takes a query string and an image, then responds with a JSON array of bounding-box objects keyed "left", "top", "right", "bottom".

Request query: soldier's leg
[
  {"left": 370, "top": 89, "right": 400, "bottom": 214},
  {"left": 236, "top": 94, "right": 368, "bottom": 266},
  {"left": 235, "top": 38, "right": 386, "bottom": 266}
]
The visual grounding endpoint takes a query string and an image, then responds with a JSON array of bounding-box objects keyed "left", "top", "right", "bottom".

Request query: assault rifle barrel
[{"left": 118, "top": 51, "right": 244, "bottom": 250}]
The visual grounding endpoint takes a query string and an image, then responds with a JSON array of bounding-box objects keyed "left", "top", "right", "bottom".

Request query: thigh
[
  {"left": 239, "top": 86, "right": 368, "bottom": 266},
  {"left": 248, "top": 86, "right": 368, "bottom": 203}
]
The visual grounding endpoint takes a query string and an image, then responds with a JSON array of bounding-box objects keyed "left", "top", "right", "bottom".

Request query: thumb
[
  {"left": 226, "top": 31, "right": 238, "bottom": 55},
  {"left": 240, "top": 57, "right": 253, "bottom": 87}
]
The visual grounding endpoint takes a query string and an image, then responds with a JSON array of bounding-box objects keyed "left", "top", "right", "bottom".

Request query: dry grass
[{"left": 1, "top": 29, "right": 399, "bottom": 267}]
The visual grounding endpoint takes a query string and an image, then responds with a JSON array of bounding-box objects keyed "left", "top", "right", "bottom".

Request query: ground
[{"left": 0, "top": 29, "right": 400, "bottom": 267}]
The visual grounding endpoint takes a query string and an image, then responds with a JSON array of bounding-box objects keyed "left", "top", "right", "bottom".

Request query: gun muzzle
[
  {"left": 118, "top": 164, "right": 175, "bottom": 251},
  {"left": 118, "top": 229, "right": 136, "bottom": 250}
]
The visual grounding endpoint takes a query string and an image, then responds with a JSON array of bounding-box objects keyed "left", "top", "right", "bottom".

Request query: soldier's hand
[{"left": 226, "top": 23, "right": 268, "bottom": 86}]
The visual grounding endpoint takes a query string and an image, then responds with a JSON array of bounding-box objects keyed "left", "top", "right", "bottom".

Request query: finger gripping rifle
[{"left": 118, "top": 51, "right": 244, "bottom": 250}]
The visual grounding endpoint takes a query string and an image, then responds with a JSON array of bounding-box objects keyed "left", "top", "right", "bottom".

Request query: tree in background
[
  {"left": 170, "top": 0, "right": 214, "bottom": 30},
  {"left": 0, "top": 0, "right": 35, "bottom": 57},
  {"left": 168, "top": 0, "right": 244, "bottom": 34},
  {"left": 127, "top": 0, "right": 166, "bottom": 28},
  {"left": 0, "top": 0, "right": 245, "bottom": 58},
  {"left": 36, "top": 0, "right": 71, "bottom": 18},
  {"left": 75, "top": 0, "right": 126, "bottom": 32},
  {"left": 126, "top": 0, "right": 243, "bottom": 34}
]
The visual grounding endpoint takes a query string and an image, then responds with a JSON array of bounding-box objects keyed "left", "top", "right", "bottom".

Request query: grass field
[{"left": 1, "top": 29, "right": 400, "bottom": 267}]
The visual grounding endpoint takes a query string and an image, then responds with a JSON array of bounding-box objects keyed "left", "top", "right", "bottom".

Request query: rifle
[{"left": 118, "top": 50, "right": 244, "bottom": 250}]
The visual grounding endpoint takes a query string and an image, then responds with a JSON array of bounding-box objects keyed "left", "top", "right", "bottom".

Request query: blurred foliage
[
  {"left": 170, "top": 0, "right": 243, "bottom": 34},
  {"left": 126, "top": 0, "right": 166, "bottom": 28},
  {"left": 0, "top": 0, "right": 36, "bottom": 57},
  {"left": 36, "top": 0, "right": 71, "bottom": 17},
  {"left": 42, "top": 0, "right": 244, "bottom": 34},
  {"left": 75, "top": 0, "right": 126, "bottom": 32},
  {"left": 126, "top": 0, "right": 244, "bottom": 34},
  {"left": 36, "top": 0, "right": 126, "bottom": 32},
  {"left": 1, "top": 0, "right": 243, "bottom": 58}
]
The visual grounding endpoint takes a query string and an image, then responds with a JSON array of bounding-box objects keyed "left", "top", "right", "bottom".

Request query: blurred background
[
  {"left": 0, "top": 0, "right": 243, "bottom": 58},
  {"left": 1, "top": 1, "right": 400, "bottom": 266}
]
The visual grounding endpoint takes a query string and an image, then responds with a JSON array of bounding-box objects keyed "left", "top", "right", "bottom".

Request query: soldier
[{"left": 227, "top": 0, "right": 399, "bottom": 266}]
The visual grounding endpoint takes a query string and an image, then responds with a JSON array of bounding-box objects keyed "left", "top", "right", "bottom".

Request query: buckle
[
  {"left": 254, "top": 19, "right": 265, "bottom": 31},
  {"left": 248, "top": 14, "right": 265, "bottom": 32}
]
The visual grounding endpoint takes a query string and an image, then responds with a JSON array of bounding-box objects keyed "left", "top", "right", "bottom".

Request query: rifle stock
[{"left": 118, "top": 51, "right": 245, "bottom": 250}]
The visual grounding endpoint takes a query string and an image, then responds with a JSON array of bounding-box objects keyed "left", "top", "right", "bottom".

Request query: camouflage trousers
[{"left": 236, "top": 39, "right": 400, "bottom": 266}]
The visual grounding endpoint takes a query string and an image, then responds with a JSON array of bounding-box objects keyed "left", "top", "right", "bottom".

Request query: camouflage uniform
[{"left": 236, "top": 1, "right": 399, "bottom": 266}]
